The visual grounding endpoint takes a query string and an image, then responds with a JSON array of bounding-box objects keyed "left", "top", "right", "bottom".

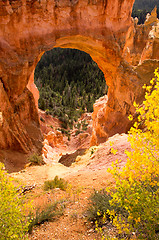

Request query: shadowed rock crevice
[{"left": 59, "top": 148, "right": 87, "bottom": 167}]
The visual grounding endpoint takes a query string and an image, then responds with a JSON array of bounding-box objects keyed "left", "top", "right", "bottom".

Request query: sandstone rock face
[
  {"left": 42, "top": 130, "right": 66, "bottom": 163},
  {"left": 0, "top": 0, "right": 158, "bottom": 151},
  {"left": 91, "top": 96, "right": 108, "bottom": 146},
  {"left": 90, "top": 8, "right": 159, "bottom": 146},
  {"left": 27, "top": 70, "right": 39, "bottom": 109},
  {"left": 91, "top": 59, "right": 159, "bottom": 146},
  {"left": 46, "top": 131, "right": 64, "bottom": 148},
  {"left": 140, "top": 24, "right": 159, "bottom": 63},
  {"left": 123, "top": 8, "right": 159, "bottom": 66},
  {"left": 145, "top": 7, "right": 158, "bottom": 26}
]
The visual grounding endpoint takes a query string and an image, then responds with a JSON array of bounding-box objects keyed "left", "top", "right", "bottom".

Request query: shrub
[
  {"left": 28, "top": 153, "right": 45, "bottom": 166},
  {"left": 82, "top": 123, "right": 88, "bottom": 131},
  {"left": 45, "top": 109, "right": 50, "bottom": 115},
  {"left": 82, "top": 120, "right": 88, "bottom": 131},
  {"left": 28, "top": 201, "right": 64, "bottom": 233},
  {"left": 40, "top": 116, "right": 45, "bottom": 122},
  {"left": 77, "top": 122, "right": 81, "bottom": 130},
  {"left": 60, "top": 119, "right": 68, "bottom": 129},
  {"left": 107, "top": 69, "right": 159, "bottom": 239},
  {"left": 75, "top": 130, "right": 82, "bottom": 136},
  {"left": 86, "top": 189, "right": 127, "bottom": 226},
  {"left": 86, "top": 189, "right": 113, "bottom": 224},
  {"left": 0, "top": 163, "right": 31, "bottom": 239},
  {"left": 44, "top": 176, "right": 68, "bottom": 191},
  {"left": 90, "top": 148, "right": 95, "bottom": 156}
]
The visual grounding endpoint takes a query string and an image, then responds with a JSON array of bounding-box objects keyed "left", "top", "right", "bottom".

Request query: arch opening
[
  {"left": 29, "top": 34, "right": 121, "bottom": 148},
  {"left": 35, "top": 47, "right": 108, "bottom": 132}
]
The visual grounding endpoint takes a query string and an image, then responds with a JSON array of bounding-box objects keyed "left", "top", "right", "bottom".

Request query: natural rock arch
[{"left": 0, "top": 0, "right": 156, "bottom": 153}]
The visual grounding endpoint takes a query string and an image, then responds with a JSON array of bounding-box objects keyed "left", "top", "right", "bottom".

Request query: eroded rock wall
[
  {"left": 0, "top": 0, "right": 158, "bottom": 151},
  {"left": 91, "top": 8, "right": 159, "bottom": 146}
]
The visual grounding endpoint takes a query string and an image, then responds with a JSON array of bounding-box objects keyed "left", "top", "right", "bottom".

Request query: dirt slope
[{"left": 10, "top": 133, "right": 131, "bottom": 240}]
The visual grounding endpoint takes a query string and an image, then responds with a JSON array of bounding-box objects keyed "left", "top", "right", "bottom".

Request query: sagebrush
[
  {"left": 28, "top": 153, "right": 45, "bottom": 166},
  {"left": 44, "top": 176, "right": 68, "bottom": 191}
]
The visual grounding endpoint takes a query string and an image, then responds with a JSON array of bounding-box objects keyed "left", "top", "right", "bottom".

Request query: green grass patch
[
  {"left": 28, "top": 153, "right": 45, "bottom": 166},
  {"left": 44, "top": 176, "right": 68, "bottom": 191},
  {"left": 28, "top": 201, "right": 65, "bottom": 233}
]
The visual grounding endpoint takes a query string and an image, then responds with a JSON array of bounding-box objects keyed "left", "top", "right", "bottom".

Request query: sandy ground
[{"left": 9, "top": 133, "right": 131, "bottom": 240}]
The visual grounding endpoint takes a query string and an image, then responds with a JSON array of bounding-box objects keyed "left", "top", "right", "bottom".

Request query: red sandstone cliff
[{"left": 0, "top": 1, "right": 159, "bottom": 153}]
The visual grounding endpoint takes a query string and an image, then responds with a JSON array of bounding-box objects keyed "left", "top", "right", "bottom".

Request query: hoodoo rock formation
[{"left": 0, "top": 0, "right": 159, "bottom": 152}]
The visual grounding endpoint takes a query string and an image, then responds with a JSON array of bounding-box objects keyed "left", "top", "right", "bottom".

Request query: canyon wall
[
  {"left": 0, "top": 0, "right": 158, "bottom": 152},
  {"left": 91, "top": 9, "right": 159, "bottom": 145}
]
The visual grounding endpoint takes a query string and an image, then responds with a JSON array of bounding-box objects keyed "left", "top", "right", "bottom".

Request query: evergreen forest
[
  {"left": 132, "top": 0, "right": 159, "bottom": 24},
  {"left": 35, "top": 48, "right": 107, "bottom": 129}
]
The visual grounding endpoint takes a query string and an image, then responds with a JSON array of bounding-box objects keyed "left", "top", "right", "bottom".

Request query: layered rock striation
[{"left": 0, "top": 0, "right": 159, "bottom": 151}]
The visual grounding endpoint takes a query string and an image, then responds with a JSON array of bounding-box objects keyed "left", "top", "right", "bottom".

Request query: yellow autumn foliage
[
  {"left": 108, "top": 69, "right": 159, "bottom": 239},
  {"left": 0, "top": 163, "right": 31, "bottom": 239}
]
